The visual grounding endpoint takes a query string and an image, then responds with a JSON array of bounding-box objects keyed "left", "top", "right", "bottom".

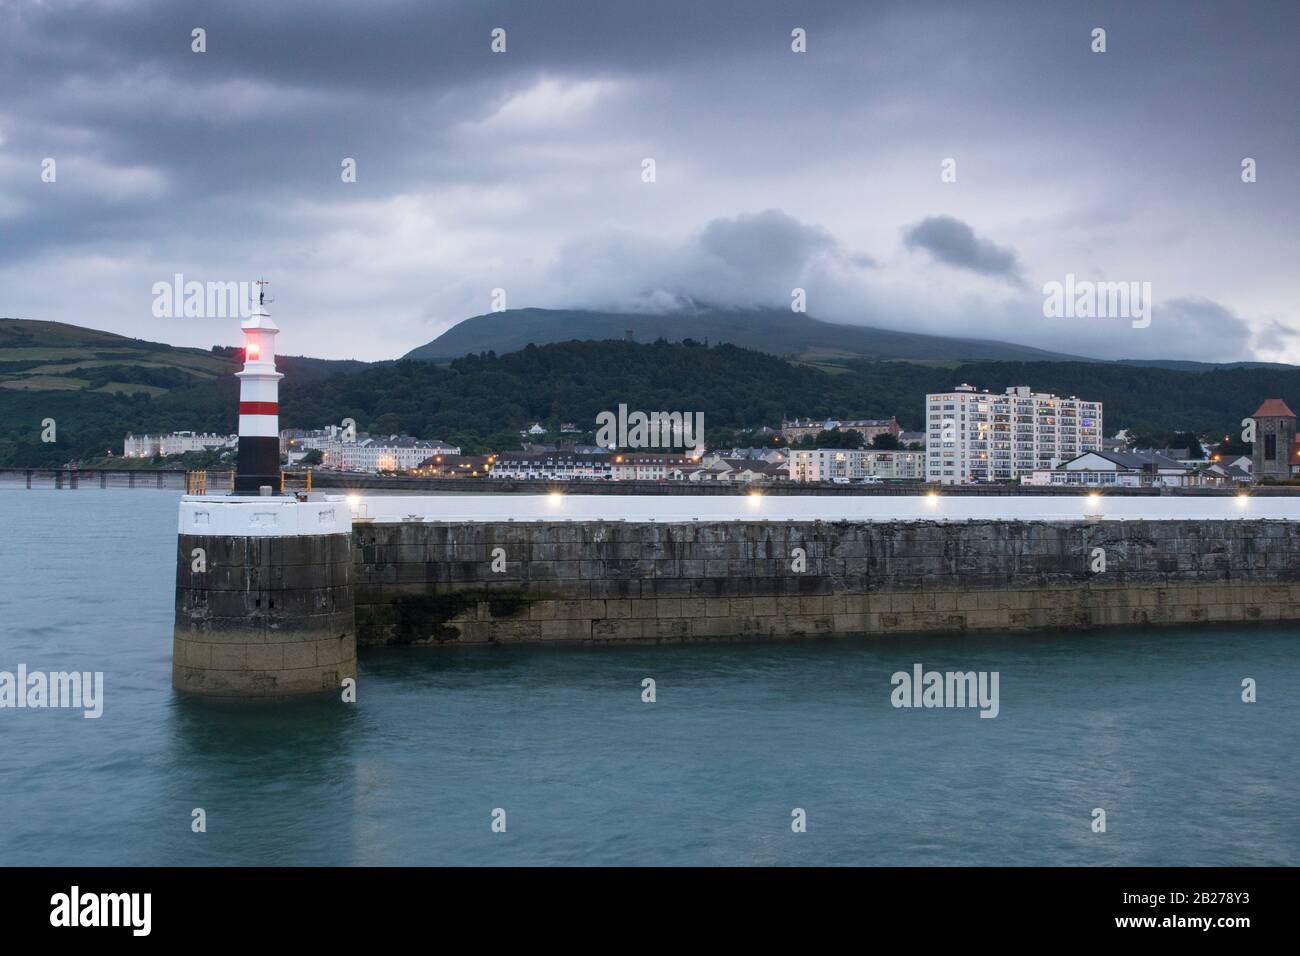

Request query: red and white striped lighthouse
[{"left": 234, "top": 280, "right": 283, "bottom": 494}]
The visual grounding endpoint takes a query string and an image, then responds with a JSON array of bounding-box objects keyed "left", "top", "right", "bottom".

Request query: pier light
[{"left": 1236, "top": 493, "right": 1250, "bottom": 508}]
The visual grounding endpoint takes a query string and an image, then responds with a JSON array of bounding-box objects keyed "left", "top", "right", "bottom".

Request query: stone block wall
[
  {"left": 351, "top": 519, "right": 1300, "bottom": 646},
  {"left": 174, "top": 532, "right": 357, "bottom": 696}
]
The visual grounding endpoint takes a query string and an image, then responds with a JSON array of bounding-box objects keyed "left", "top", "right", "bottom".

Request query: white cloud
[{"left": 468, "top": 76, "right": 625, "bottom": 132}]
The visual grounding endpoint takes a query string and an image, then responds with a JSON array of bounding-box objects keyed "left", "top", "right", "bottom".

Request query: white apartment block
[
  {"left": 123, "top": 431, "right": 236, "bottom": 458},
  {"left": 123, "top": 433, "right": 159, "bottom": 457},
  {"left": 329, "top": 436, "right": 460, "bottom": 473},
  {"left": 787, "top": 448, "right": 926, "bottom": 482},
  {"left": 925, "top": 384, "right": 1103, "bottom": 484},
  {"left": 281, "top": 427, "right": 459, "bottom": 473}
]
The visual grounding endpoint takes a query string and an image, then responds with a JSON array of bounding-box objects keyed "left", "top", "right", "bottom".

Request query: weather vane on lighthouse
[
  {"left": 234, "top": 279, "right": 284, "bottom": 494},
  {"left": 254, "top": 277, "right": 274, "bottom": 308}
]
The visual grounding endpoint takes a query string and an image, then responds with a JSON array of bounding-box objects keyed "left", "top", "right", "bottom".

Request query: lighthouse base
[
  {"left": 233, "top": 435, "right": 281, "bottom": 494},
  {"left": 172, "top": 496, "right": 356, "bottom": 700}
]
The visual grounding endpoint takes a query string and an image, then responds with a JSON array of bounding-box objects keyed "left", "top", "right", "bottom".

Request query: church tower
[{"left": 1250, "top": 398, "right": 1296, "bottom": 482}]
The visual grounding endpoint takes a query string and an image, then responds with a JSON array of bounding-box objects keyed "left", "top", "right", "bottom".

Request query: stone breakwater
[
  {"left": 352, "top": 518, "right": 1300, "bottom": 646},
  {"left": 174, "top": 526, "right": 357, "bottom": 699}
]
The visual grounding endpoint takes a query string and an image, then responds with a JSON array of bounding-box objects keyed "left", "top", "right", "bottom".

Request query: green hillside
[
  {"left": 293, "top": 341, "right": 1300, "bottom": 453},
  {"left": 403, "top": 307, "right": 1087, "bottom": 365},
  {"left": 2, "top": 320, "right": 1294, "bottom": 468},
  {"left": 0, "top": 318, "right": 233, "bottom": 395},
  {"left": 0, "top": 319, "right": 367, "bottom": 466}
]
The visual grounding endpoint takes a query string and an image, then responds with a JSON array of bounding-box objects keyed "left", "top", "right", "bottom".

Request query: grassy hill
[
  {"left": 0, "top": 318, "right": 232, "bottom": 396},
  {"left": 0, "top": 319, "right": 367, "bottom": 467},
  {"left": 0, "top": 319, "right": 367, "bottom": 394},
  {"left": 403, "top": 307, "right": 1088, "bottom": 365}
]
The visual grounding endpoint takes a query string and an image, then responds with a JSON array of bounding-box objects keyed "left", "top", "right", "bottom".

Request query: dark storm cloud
[
  {"left": 546, "top": 209, "right": 874, "bottom": 314},
  {"left": 902, "top": 216, "right": 1022, "bottom": 283},
  {"left": 698, "top": 210, "right": 870, "bottom": 278},
  {"left": 1155, "top": 298, "right": 1253, "bottom": 360},
  {"left": 0, "top": 0, "right": 1296, "bottom": 360},
  {"left": 0, "top": 0, "right": 872, "bottom": 261}
]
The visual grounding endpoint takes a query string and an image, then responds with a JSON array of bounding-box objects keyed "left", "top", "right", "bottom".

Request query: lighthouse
[
  {"left": 234, "top": 279, "right": 283, "bottom": 494},
  {"left": 173, "top": 277, "right": 357, "bottom": 698}
]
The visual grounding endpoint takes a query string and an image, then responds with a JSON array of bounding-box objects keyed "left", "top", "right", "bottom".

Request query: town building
[
  {"left": 123, "top": 433, "right": 160, "bottom": 458},
  {"left": 330, "top": 436, "right": 461, "bottom": 473},
  {"left": 1250, "top": 398, "right": 1298, "bottom": 481},
  {"left": 707, "top": 447, "right": 788, "bottom": 463},
  {"left": 123, "top": 431, "right": 236, "bottom": 458},
  {"left": 1021, "top": 450, "right": 1193, "bottom": 488},
  {"left": 282, "top": 424, "right": 350, "bottom": 456},
  {"left": 611, "top": 453, "right": 700, "bottom": 481},
  {"left": 1202, "top": 456, "right": 1253, "bottom": 486},
  {"left": 781, "top": 417, "right": 900, "bottom": 443},
  {"left": 668, "top": 459, "right": 787, "bottom": 482},
  {"left": 414, "top": 453, "right": 494, "bottom": 478},
  {"left": 490, "top": 451, "right": 614, "bottom": 480},
  {"left": 281, "top": 427, "right": 459, "bottom": 473},
  {"left": 925, "top": 384, "right": 1103, "bottom": 484},
  {"left": 787, "top": 448, "right": 926, "bottom": 482}
]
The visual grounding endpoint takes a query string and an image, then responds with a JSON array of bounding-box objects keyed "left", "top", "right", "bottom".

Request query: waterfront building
[
  {"left": 123, "top": 433, "right": 160, "bottom": 457},
  {"left": 281, "top": 427, "right": 459, "bottom": 473},
  {"left": 490, "top": 451, "right": 614, "bottom": 480},
  {"left": 1021, "top": 450, "right": 1193, "bottom": 488},
  {"left": 787, "top": 448, "right": 926, "bottom": 482},
  {"left": 707, "top": 447, "right": 788, "bottom": 463},
  {"left": 123, "top": 431, "right": 236, "bottom": 458},
  {"left": 162, "top": 431, "right": 238, "bottom": 456},
  {"left": 1201, "top": 457, "right": 1253, "bottom": 486},
  {"left": 414, "top": 453, "right": 494, "bottom": 478},
  {"left": 331, "top": 436, "right": 460, "bottom": 473},
  {"left": 611, "top": 452, "right": 699, "bottom": 481},
  {"left": 723, "top": 460, "right": 788, "bottom": 482},
  {"left": 925, "top": 384, "right": 1103, "bottom": 484}
]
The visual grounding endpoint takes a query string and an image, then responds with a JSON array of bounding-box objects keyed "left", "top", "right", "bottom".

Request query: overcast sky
[{"left": 1, "top": 0, "right": 1297, "bottom": 362}]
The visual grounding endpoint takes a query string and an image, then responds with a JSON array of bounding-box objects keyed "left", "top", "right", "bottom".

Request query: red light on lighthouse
[{"left": 246, "top": 340, "right": 261, "bottom": 361}]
